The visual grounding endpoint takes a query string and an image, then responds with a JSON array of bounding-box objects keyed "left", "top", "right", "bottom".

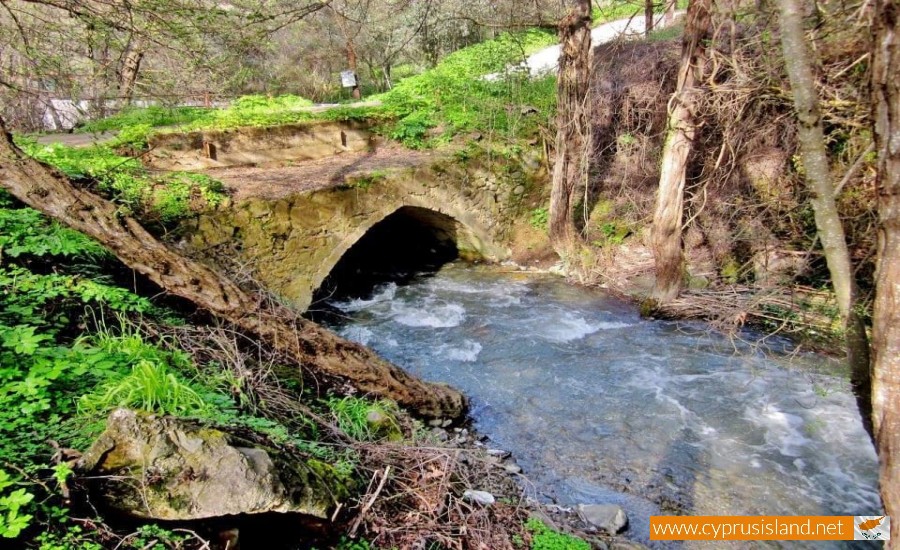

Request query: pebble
[{"left": 503, "top": 462, "right": 522, "bottom": 474}]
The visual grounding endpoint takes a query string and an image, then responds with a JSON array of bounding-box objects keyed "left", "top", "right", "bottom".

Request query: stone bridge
[{"left": 178, "top": 123, "right": 538, "bottom": 311}]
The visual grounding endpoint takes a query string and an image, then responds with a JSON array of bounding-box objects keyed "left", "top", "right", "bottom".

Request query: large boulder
[{"left": 79, "top": 409, "right": 353, "bottom": 520}]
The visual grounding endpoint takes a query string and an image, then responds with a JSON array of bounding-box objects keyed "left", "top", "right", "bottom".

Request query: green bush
[
  {"left": 530, "top": 207, "right": 549, "bottom": 230},
  {"left": 0, "top": 201, "right": 108, "bottom": 260},
  {"left": 0, "top": 266, "right": 157, "bottom": 330}
]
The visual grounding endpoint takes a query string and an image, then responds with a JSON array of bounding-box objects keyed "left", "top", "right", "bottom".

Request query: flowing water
[{"left": 319, "top": 264, "right": 881, "bottom": 547}]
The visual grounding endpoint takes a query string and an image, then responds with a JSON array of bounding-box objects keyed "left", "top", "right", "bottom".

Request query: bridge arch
[
  {"left": 188, "top": 165, "right": 516, "bottom": 312},
  {"left": 311, "top": 205, "right": 486, "bottom": 303}
]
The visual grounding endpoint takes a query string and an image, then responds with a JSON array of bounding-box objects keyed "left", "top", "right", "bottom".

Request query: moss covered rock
[{"left": 79, "top": 409, "right": 351, "bottom": 520}]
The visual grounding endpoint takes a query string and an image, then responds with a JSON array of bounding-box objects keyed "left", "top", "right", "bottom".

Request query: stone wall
[{"left": 147, "top": 120, "right": 375, "bottom": 170}]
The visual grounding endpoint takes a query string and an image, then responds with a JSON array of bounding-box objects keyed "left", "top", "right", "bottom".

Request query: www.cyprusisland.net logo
[{"left": 854, "top": 516, "right": 891, "bottom": 540}]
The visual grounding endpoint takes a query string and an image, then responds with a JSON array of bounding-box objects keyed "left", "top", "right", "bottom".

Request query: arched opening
[{"left": 312, "top": 206, "right": 462, "bottom": 304}]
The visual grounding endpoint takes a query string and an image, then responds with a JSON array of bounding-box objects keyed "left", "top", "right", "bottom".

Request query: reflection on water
[{"left": 319, "top": 264, "right": 881, "bottom": 547}]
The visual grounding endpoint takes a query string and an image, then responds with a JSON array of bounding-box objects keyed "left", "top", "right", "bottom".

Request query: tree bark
[
  {"left": 646, "top": 0, "right": 655, "bottom": 37},
  {"left": 870, "top": 0, "right": 900, "bottom": 539},
  {"left": 665, "top": 0, "right": 677, "bottom": 25},
  {"left": 347, "top": 41, "right": 362, "bottom": 100},
  {"left": 118, "top": 36, "right": 144, "bottom": 105},
  {"left": 778, "top": 0, "right": 872, "bottom": 437},
  {"left": 549, "top": 0, "right": 592, "bottom": 249},
  {"left": 0, "top": 120, "right": 465, "bottom": 420},
  {"left": 650, "top": 0, "right": 710, "bottom": 303}
]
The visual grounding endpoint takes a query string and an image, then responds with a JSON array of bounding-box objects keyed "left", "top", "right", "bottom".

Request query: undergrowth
[
  {"left": 81, "top": 95, "right": 315, "bottom": 138},
  {"left": 14, "top": 137, "right": 226, "bottom": 227},
  {"left": 526, "top": 518, "right": 592, "bottom": 550},
  {"left": 0, "top": 189, "right": 369, "bottom": 547},
  {"left": 371, "top": 28, "right": 558, "bottom": 147}
]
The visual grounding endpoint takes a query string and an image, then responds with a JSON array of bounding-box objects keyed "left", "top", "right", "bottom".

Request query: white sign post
[
  {"left": 340, "top": 70, "right": 361, "bottom": 99},
  {"left": 340, "top": 71, "right": 358, "bottom": 88}
]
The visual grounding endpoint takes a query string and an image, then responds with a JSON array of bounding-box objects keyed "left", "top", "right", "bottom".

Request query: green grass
[
  {"left": 79, "top": 105, "right": 213, "bottom": 134},
  {"left": 326, "top": 396, "right": 402, "bottom": 441},
  {"left": 81, "top": 95, "right": 316, "bottom": 139},
  {"left": 78, "top": 359, "right": 210, "bottom": 416}
]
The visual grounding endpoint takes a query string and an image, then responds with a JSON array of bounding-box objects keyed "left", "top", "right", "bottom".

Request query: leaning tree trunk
[
  {"left": 650, "top": 0, "right": 711, "bottom": 303},
  {"left": 0, "top": 121, "right": 465, "bottom": 420},
  {"left": 870, "top": 0, "right": 899, "bottom": 540},
  {"left": 779, "top": 0, "right": 872, "bottom": 436},
  {"left": 549, "top": 0, "right": 592, "bottom": 249},
  {"left": 118, "top": 36, "right": 144, "bottom": 106}
]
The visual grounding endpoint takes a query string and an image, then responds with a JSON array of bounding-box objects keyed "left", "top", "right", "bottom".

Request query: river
[{"left": 317, "top": 264, "right": 881, "bottom": 547}]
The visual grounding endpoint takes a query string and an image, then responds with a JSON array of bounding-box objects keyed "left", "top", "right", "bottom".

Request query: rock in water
[
  {"left": 577, "top": 504, "right": 628, "bottom": 534},
  {"left": 79, "top": 409, "right": 351, "bottom": 520}
]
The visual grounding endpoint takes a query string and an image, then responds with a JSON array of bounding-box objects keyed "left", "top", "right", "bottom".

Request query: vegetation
[
  {"left": 525, "top": 518, "right": 592, "bottom": 550},
  {"left": 0, "top": 0, "right": 898, "bottom": 545},
  {"left": 326, "top": 396, "right": 401, "bottom": 441},
  {"left": 372, "top": 28, "right": 558, "bottom": 147},
  {"left": 0, "top": 190, "right": 357, "bottom": 546},
  {"left": 15, "top": 138, "right": 225, "bottom": 227},
  {"left": 73, "top": 30, "right": 559, "bottom": 151}
]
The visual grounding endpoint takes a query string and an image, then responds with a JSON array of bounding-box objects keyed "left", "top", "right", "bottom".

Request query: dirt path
[
  {"left": 35, "top": 131, "right": 117, "bottom": 147},
  {"left": 205, "top": 145, "right": 440, "bottom": 202}
]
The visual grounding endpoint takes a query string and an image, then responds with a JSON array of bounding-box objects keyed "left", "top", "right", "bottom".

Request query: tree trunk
[
  {"left": 118, "top": 36, "right": 144, "bottom": 105},
  {"left": 347, "top": 42, "right": 361, "bottom": 100},
  {"left": 870, "top": 0, "right": 900, "bottom": 539},
  {"left": 778, "top": 0, "right": 872, "bottom": 436},
  {"left": 646, "top": 0, "right": 655, "bottom": 37},
  {"left": 549, "top": 0, "right": 592, "bottom": 249},
  {"left": 650, "top": 0, "right": 710, "bottom": 303},
  {"left": 0, "top": 120, "right": 465, "bottom": 420},
  {"left": 665, "top": 0, "right": 677, "bottom": 25}
]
